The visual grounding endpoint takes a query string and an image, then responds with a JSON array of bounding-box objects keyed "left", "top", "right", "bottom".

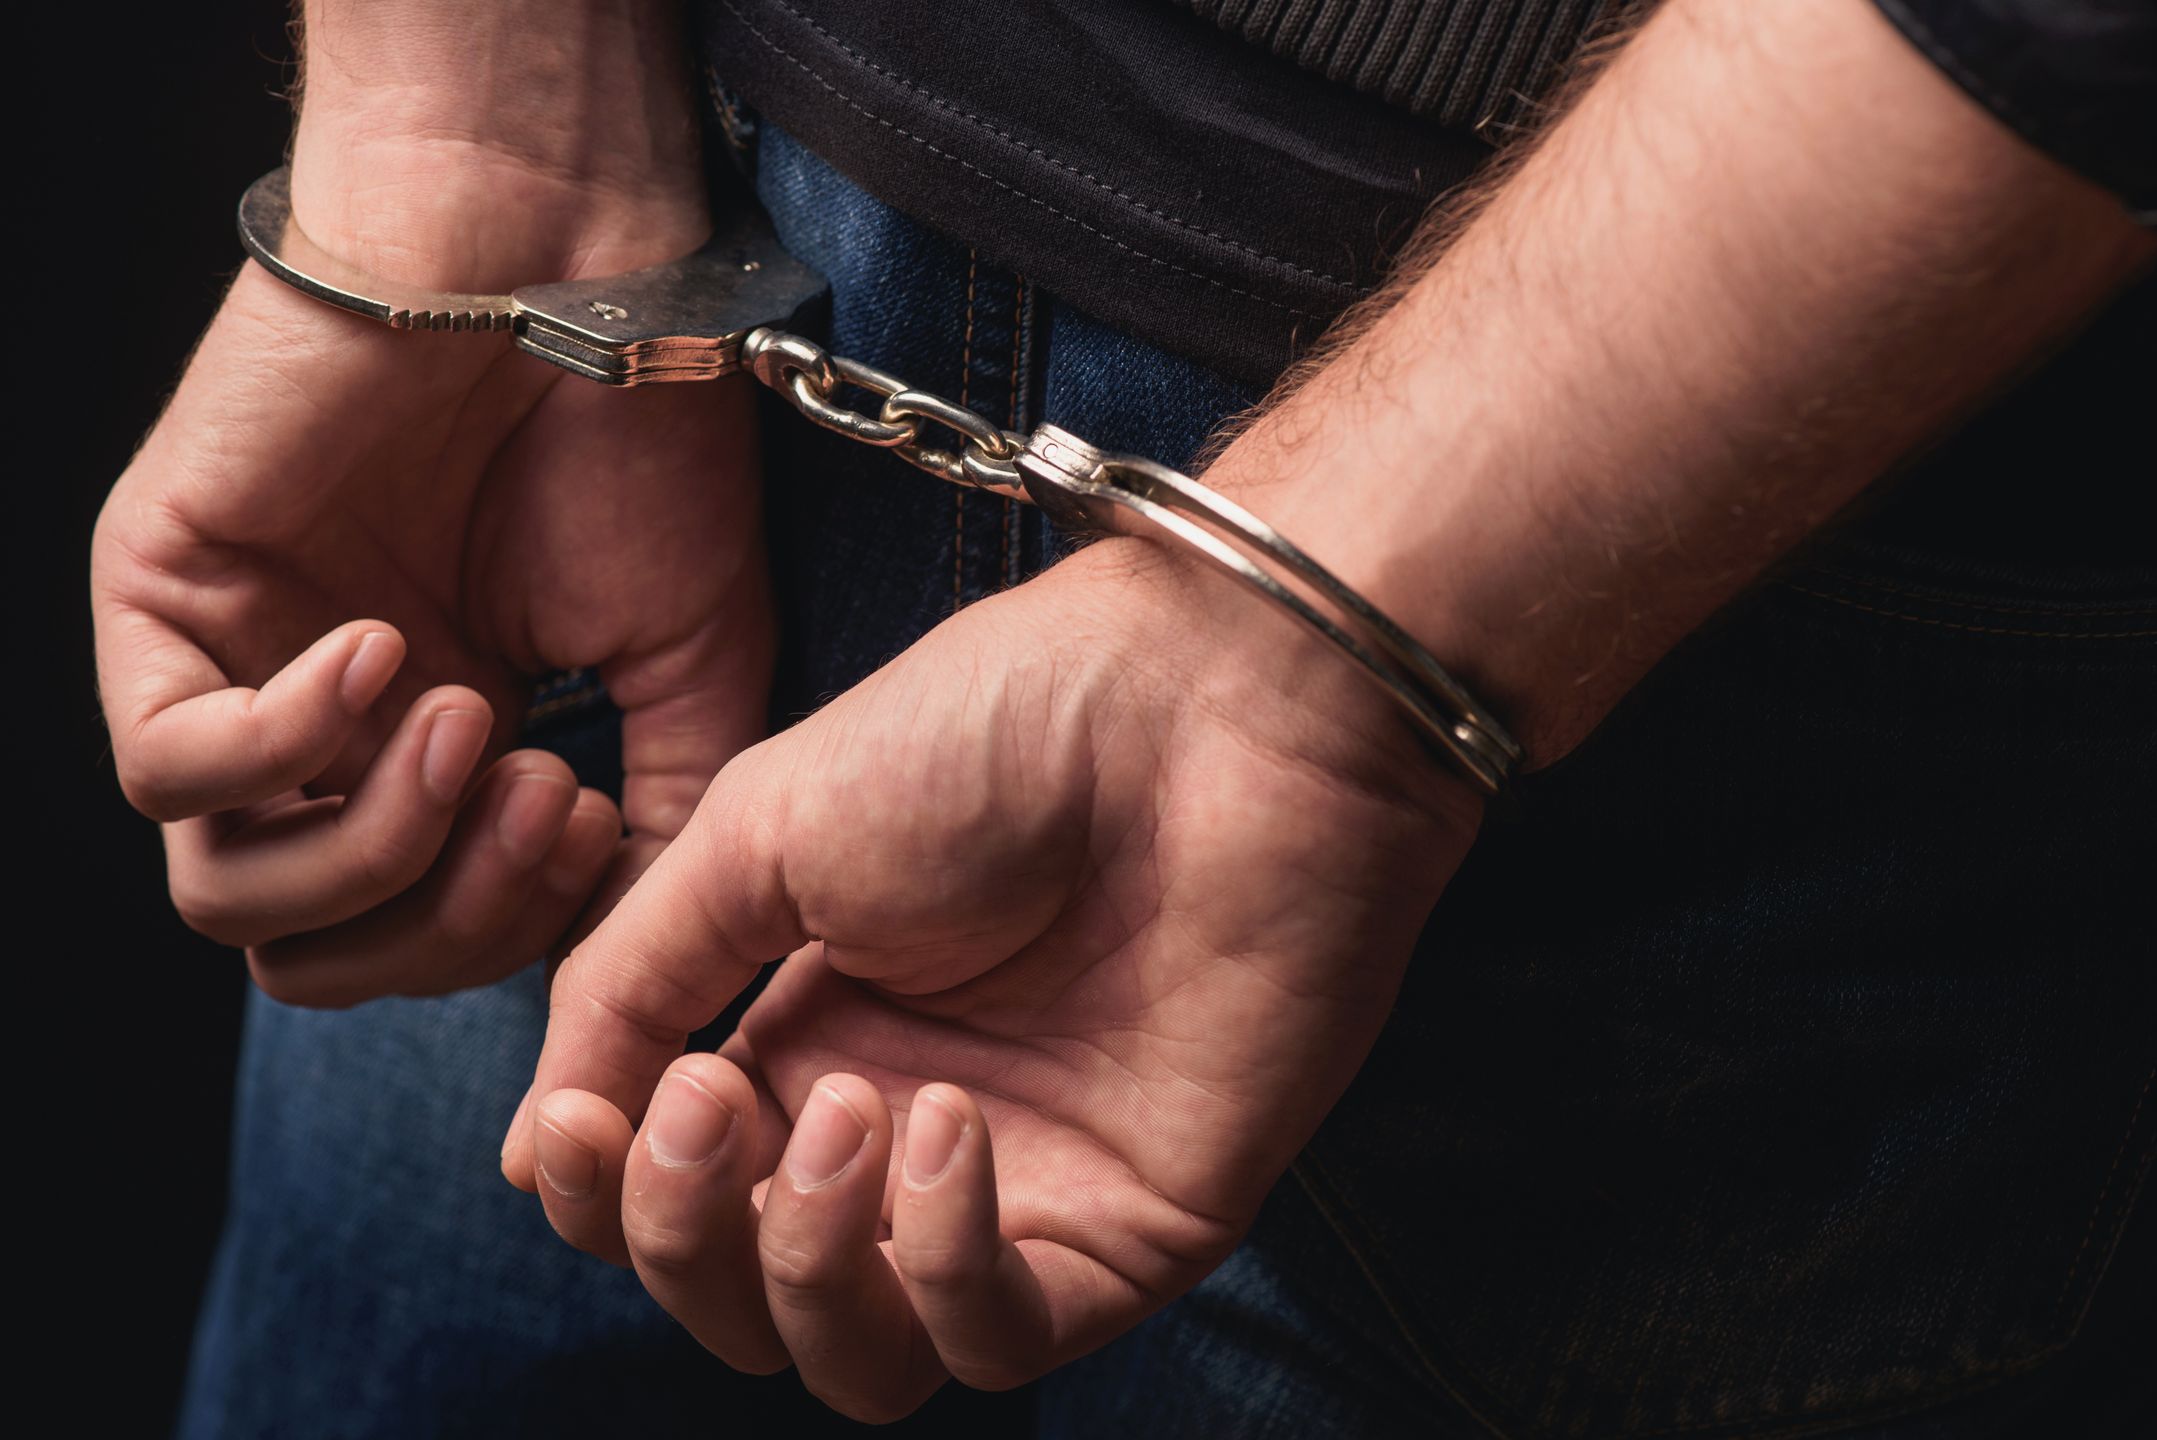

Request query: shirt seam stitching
[
  {"left": 744, "top": 0, "right": 1370, "bottom": 291},
  {"left": 1781, "top": 583, "right": 2157, "bottom": 638},
  {"left": 716, "top": 0, "right": 1337, "bottom": 317}
]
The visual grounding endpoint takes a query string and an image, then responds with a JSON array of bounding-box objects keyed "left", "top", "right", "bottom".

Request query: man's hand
[
  {"left": 498, "top": 0, "right": 2148, "bottom": 1419},
  {"left": 91, "top": 1, "right": 768, "bottom": 1004},
  {"left": 501, "top": 538, "right": 1483, "bottom": 1420}
]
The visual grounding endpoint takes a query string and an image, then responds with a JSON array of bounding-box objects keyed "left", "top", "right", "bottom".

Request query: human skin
[
  {"left": 91, "top": 2, "right": 772, "bottom": 1002},
  {"left": 499, "top": 0, "right": 2152, "bottom": 1421}
]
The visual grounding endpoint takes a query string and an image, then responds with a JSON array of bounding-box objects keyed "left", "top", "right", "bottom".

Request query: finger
[
  {"left": 891, "top": 1085, "right": 1057, "bottom": 1390},
  {"left": 533, "top": 1088, "right": 635, "bottom": 1267},
  {"left": 162, "top": 687, "right": 494, "bottom": 948},
  {"left": 621, "top": 1054, "right": 789, "bottom": 1373},
  {"left": 246, "top": 762, "right": 621, "bottom": 1007},
  {"left": 607, "top": 618, "right": 773, "bottom": 843},
  {"left": 503, "top": 746, "right": 807, "bottom": 1190},
  {"left": 545, "top": 826, "right": 666, "bottom": 981},
  {"left": 526, "top": 372, "right": 772, "bottom": 842},
  {"left": 106, "top": 618, "right": 405, "bottom": 822},
  {"left": 759, "top": 1075, "right": 948, "bottom": 1423}
]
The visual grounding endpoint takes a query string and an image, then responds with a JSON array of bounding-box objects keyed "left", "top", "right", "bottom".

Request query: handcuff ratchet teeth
[
  {"left": 239, "top": 166, "right": 827, "bottom": 385},
  {"left": 237, "top": 167, "right": 1521, "bottom": 792}
]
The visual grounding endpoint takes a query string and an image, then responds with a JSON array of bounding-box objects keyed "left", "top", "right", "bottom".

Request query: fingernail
[
  {"left": 534, "top": 1099, "right": 598, "bottom": 1199},
  {"left": 904, "top": 1091, "right": 966, "bottom": 1187},
  {"left": 543, "top": 805, "right": 619, "bottom": 895},
  {"left": 496, "top": 773, "right": 574, "bottom": 869},
  {"left": 786, "top": 1085, "right": 868, "bottom": 1189},
  {"left": 338, "top": 630, "right": 401, "bottom": 714},
  {"left": 647, "top": 1075, "right": 734, "bottom": 1168},
  {"left": 422, "top": 708, "right": 490, "bottom": 803},
  {"left": 501, "top": 1084, "right": 533, "bottom": 1161}
]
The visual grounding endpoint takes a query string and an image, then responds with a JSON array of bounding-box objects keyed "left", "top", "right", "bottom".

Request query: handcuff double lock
[{"left": 238, "top": 168, "right": 1521, "bottom": 793}]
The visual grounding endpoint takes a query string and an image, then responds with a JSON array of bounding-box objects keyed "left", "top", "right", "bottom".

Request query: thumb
[
  {"left": 502, "top": 742, "right": 805, "bottom": 1191},
  {"left": 603, "top": 593, "right": 777, "bottom": 846}
]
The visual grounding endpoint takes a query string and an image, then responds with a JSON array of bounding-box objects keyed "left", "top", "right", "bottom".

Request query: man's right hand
[{"left": 91, "top": 3, "right": 769, "bottom": 1006}]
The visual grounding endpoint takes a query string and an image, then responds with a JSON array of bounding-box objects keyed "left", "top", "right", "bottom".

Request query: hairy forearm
[
  {"left": 1211, "top": 0, "right": 2151, "bottom": 765},
  {"left": 288, "top": 0, "right": 707, "bottom": 289}
]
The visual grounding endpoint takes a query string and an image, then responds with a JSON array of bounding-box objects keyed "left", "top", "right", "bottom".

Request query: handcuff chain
[
  {"left": 737, "top": 327, "right": 1521, "bottom": 793},
  {"left": 743, "top": 327, "right": 1027, "bottom": 495},
  {"left": 231, "top": 162, "right": 1517, "bottom": 795}
]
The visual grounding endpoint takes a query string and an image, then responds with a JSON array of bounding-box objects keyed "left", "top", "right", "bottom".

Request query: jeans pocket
[{"left": 1294, "top": 548, "right": 2157, "bottom": 1438}]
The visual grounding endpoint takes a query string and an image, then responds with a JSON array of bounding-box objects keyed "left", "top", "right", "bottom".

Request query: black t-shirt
[
  {"left": 700, "top": 0, "right": 1509, "bottom": 386},
  {"left": 699, "top": 0, "right": 2155, "bottom": 565},
  {"left": 700, "top": 0, "right": 2152, "bottom": 385}
]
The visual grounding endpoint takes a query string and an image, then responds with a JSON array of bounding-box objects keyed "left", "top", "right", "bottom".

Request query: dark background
[
  {"left": 38, "top": 5, "right": 297, "bottom": 1433},
  {"left": 26, "top": 6, "right": 2151, "bottom": 1437}
]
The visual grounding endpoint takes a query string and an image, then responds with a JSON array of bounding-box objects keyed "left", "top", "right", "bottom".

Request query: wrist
[
  {"left": 288, "top": 1, "right": 707, "bottom": 293},
  {"left": 1046, "top": 534, "right": 1488, "bottom": 833},
  {"left": 1194, "top": 318, "right": 1605, "bottom": 771}
]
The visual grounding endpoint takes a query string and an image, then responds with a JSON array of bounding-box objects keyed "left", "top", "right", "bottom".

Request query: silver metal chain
[
  {"left": 734, "top": 324, "right": 1520, "bottom": 791},
  {"left": 237, "top": 167, "right": 1520, "bottom": 792},
  {"left": 740, "top": 328, "right": 1031, "bottom": 497}
]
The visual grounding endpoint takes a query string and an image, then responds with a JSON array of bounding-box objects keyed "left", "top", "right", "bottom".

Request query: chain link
[
  {"left": 735, "top": 326, "right": 1518, "bottom": 792},
  {"left": 743, "top": 327, "right": 1028, "bottom": 494},
  {"left": 235, "top": 162, "right": 1518, "bottom": 792}
]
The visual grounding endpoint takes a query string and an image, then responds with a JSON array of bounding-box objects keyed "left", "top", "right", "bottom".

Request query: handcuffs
[{"left": 239, "top": 168, "right": 1521, "bottom": 793}]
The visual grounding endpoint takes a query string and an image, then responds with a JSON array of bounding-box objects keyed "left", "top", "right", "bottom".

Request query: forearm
[
  {"left": 288, "top": 0, "right": 707, "bottom": 289},
  {"left": 1210, "top": 0, "right": 2152, "bottom": 765}
]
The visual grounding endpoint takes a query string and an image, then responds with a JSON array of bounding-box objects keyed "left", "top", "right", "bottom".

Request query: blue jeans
[{"left": 181, "top": 126, "right": 2156, "bottom": 1438}]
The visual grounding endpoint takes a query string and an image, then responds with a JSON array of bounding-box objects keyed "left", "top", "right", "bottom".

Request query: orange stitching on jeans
[
  {"left": 1781, "top": 584, "right": 2157, "bottom": 639},
  {"left": 1625, "top": 1347, "right": 2074, "bottom": 1440},
  {"left": 1299, "top": 1135, "right": 2100, "bottom": 1440},
  {"left": 1289, "top": 1154, "right": 1512, "bottom": 1437},
  {"left": 2053, "top": 1065, "right": 2156, "bottom": 1329},
  {"left": 1810, "top": 566, "right": 2157, "bottom": 618},
  {"left": 1003, "top": 275, "right": 1026, "bottom": 588},
  {"left": 957, "top": 249, "right": 978, "bottom": 614}
]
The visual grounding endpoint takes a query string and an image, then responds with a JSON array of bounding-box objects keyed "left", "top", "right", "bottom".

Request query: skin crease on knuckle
[
  {"left": 621, "top": 1208, "right": 711, "bottom": 1280},
  {"left": 116, "top": 742, "right": 188, "bottom": 824},
  {"left": 893, "top": 1231, "right": 990, "bottom": 1293},
  {"left": 243, "top": 687, "right": 322, "bottom": 782},
  {"left": 756, "top": 1220, "right": 857, "bottom": 1303},
  {"left": 244, "top": 950, "right": 361, "bottom": 1011},
  {"left": 347, "top": 820, "right": 433, "bottom": 898},
  {"left": 169, "top": 868, "right": 249, "bottom": 949}
]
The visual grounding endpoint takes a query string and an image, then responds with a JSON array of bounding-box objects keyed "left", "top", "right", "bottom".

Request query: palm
[
  {"left": 559, "top": 544, "right": 1479, "bottom": 1346},
  {"left": 106, "top": 267, "right": 769, "bottom": 835},
  {"left": 733, "top": 743, "right": 1454, "bottom": 1246}
]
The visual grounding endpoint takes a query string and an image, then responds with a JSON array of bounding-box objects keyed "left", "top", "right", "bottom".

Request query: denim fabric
[{"left": 181, "top": 117, "right": 2155, "bottom": 1438}]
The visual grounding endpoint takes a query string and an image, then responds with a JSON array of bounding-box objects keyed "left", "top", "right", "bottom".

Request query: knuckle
[
  {"left": 729, "top": 1350, "right": 795, "bottom": 1379},
  {"left": 168, "top": 871, "right": 252, "bottom": 947},
  {"left": 569, "top": 958, "right": 702, "bottom": 1059},
  {"left": 947, "top": 1354, "right": 1037, "bottom": 1394},
  {"left": 433, "top": 893, "right": 502, "bottom": 949},
  {"left": 244, "top": 951, "right": 349, "bottom": 1009},
  {"left": 248, "top": 703, "right": 309, "bottom": 778},
  {"left": 114, "top": 760, "right": 178, "bottom": 822},
  {"left": 756, "top": 1227, "right": 840, "bottom": 1300},
  {"left": 348, "top": 825, "right": 428, "bottom": 893},
  {"left": 808, "top": 1382, "right": 920, "bottom": 1428},
  {"left": 623, "top": 1206, "right": 709, "bottom": 1279},
  {"left": 896, "top": 1234, "right": 988, "bottom": 1292}
]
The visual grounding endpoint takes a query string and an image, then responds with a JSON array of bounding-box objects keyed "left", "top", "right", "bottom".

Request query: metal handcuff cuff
[{"left": 238, "top": 168, "right": 1522, "bottom": 793}]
